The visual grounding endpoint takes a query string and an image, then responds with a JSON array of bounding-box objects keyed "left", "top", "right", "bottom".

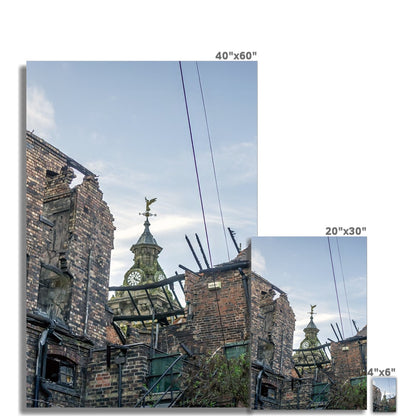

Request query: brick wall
[
  {"left": 180, "top": 265, "right": 250, "bottom": 354},
  {"left": 331, "top": 336, "right": 367, "bottom": 383},
  {"left": 26, "top": 132, "right": 115, "bottom": 407},
  {"left": 249, "top": 271, "right": 296, "bottom": 409},
  {"left": 85, "top": 344, "right": 150, "bottom": 407},
  {"left": 26, "top": 132, "right": 114, "bottom": 344}
]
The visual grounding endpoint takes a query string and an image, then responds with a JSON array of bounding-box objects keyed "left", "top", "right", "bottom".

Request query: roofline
[
  {"left": 27, "top": 130, "right": 96, "bottom": 177},
  {"left": 250, "top": 270, "right": 286, "bottom": 295}
]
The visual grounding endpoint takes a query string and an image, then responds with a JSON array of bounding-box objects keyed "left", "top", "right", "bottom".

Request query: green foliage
[
  {"left": 180, "top": 351, "right": 250, "bottom": 407},
  {"left": 326, "top": 378, "right": 367, "bottom": 410}
]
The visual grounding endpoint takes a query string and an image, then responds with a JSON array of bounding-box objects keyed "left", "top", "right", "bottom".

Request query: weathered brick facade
[
  {"left": 330, "top": 326, "right": 367, "bottom": 383},
  {"left": 26, "top": 132, "right": 115, "bottom": 407},
  {"left": 26, "top": 131, "right": 366, "bottom": 409},
  {"left": 250, "top": 271, "right": 296, "bottom": 409},
  {"left": 85, "top": 344, "right": 150, "bottom": 407}
]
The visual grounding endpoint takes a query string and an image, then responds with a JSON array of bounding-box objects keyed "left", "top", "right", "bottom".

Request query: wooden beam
[{"left": 109, "top": 273, "right": 185, "bottom": 292}]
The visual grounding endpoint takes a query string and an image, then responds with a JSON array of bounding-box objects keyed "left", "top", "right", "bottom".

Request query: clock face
[
  {"left": 126, "top": 269, "right": 144, "bottom": 285},
  {"left": 302, "top": 340, "right": 310, "bottom": 348},
  {"left": 154, "top": 270, "right": 165, "bottom": 281}
]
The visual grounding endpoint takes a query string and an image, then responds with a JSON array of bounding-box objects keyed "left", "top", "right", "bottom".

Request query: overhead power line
[
  {"left": 327, "top": 237, "right": 345, "bottom": 339},
  {"left": 178, "top": 61, "right": 213, "bottom": 268},
  {"left": 195, "top": 61, "right": 230, "bottom": 261}
]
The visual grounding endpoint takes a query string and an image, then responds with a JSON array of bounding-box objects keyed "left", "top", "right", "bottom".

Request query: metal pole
[{"left": 185, "top": 235, "right": 202, "bottom": 270}]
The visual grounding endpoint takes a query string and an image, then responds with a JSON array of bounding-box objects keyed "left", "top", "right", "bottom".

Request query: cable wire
[
  {"left": 327, "top": 237, "right": 345, "bottom": 338},
  {"left": 195, "top": 61, "right": 230, "bottom": 261},
  {"left": 335, "top": 238, "right": 353, "bottom": 336},
  {"left": 178, "top": 61, "right": 213, "bottom": 267},
  {"left": 179, "top": 62, "right": 235, "bottom": 398}
]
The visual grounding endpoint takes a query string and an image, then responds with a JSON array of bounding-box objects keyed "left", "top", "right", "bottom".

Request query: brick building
[
  {"left": 251, "top": 301, "right": 367, "bottom": 410},
  {"left": 330, "top": 325, "right": 367, "bottom": 384},
  {"left": 25, "top": 131, "right": 256, "bottom": 407},
  {"left": 86, "top": 243, "right": 253, "bottom": 407},
  {"left": 26, "top": 132, "right": 367, "bottom": 409},
  {"left": 26, "top": 131, "right": 115, "bottom": 407},
  {"left": 250, "top": 272, "right": 296, "bottom": 409}
]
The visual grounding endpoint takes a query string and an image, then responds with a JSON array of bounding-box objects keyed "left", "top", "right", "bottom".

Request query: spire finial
[
  {"left": 309, "top": 304, "right": 317, "bottom": 318},
  {"left": 140, "top": 197, "right": 157, "bottom": 219}
]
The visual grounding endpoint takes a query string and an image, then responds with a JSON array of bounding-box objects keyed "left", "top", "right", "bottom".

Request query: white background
[{"left": 2, "top": 1, "right": 415, "bottom": 413}]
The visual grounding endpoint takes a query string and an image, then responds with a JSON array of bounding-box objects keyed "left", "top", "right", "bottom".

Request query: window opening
[
  {"left": 257, "top": 338, "right": 274, "bottom": 367},
  {"left": 148, "top": 354, "right": 182, "bottom": 393},
  {"left": 225, "top": 341, "right": 248, "bottom": 360},
  {"left": 45, "top": 356, "right": 75, "bottom": 388}
]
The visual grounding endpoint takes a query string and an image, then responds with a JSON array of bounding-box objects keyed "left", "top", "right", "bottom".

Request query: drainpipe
[
  {"left": 33, "top": 321, "right": 56, "bottom": 407},
  {"left": 254, "top": 368, "right": 264, "bottom": 409},
  {"left": 84, "top": 249, "right": 92, "bottom": 336},
  {"left": 154, "top": 323, "right": 159, "bottom": 351},
  {"left": 150, "top": 308, "right": 155, "bottom": 358},
  {"left": 115, "top": 347, "right": 127, "bottom": 407}
]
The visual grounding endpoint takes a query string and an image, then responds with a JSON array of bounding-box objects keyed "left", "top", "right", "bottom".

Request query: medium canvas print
[{"left": 250, "top": 236, "right": 367, "bottom": 410}]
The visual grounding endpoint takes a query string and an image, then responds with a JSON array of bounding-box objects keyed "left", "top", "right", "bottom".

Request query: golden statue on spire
[
  {"left": 145, "top": 197, "right": 157, "bottom": 212},
  {"left": 140, "top": 197, "right": 157, "bottom": 218}
]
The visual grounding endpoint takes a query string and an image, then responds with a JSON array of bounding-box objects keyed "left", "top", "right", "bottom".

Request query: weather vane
[
  {"left": 139, "top": 197, "right": 157, "bottom": 218},
  {"left": 309, "top": 304, "right": 317, "bottom": 317}
]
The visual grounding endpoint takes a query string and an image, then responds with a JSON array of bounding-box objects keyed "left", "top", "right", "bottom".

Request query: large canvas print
[{"left": 25, "top": 61, "right": 257, "bottom": 407}]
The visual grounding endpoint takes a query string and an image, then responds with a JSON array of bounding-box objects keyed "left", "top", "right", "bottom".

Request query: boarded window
[
  {"left": 45, "top": 356, "right": 75, "bottom": 388},
  {"left": 312, "top": 382, "right": 329, "bottom": 403},
  {"left": 37, "top": 264, "right": 73, "bottom": 323},
  {"left": 350, "top": 376, "right": 366, "bottom": 386},
  {"left": 225, "top": 342, "right": 248, "bottom": 360},
  {"left": 148, "top": 354, "right": 182, "bottom": 393},
  {"left": 257, "top": 338, "right": 274, "bottom": 367}
]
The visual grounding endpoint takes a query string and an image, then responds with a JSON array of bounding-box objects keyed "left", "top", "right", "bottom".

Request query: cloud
[
  {"left": 345, "top": 275, "right": 367, "bottom": 299},
  {"left": 27, "top": 86, "right": 56, "bottom": 137},
  {"left": 216, "top": 140, "right": 257, "bottom": 185},
  {"left": 252, "top": 248, "right": 267, "bottom": 275}
]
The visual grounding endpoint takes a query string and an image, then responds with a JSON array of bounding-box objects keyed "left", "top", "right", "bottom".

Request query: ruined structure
[
  {"left": 26, "top": 131, "right": 115, "bottom": 407},
  {"left": 251, "top": 301, "right": 367, "bottom": 410},
  {"left": 293, "top": 305, "right": 330, "bottom": 374},
  {"left": 26, "top": 131, "right": 255, "bottom": 407},
  {"left": 26, "top": 132, "right": 367, "bottom": 409},
  {"left": 87, "top": 243, "right": 252, "bottom": 407},
  {"left": 107, "top": 200, "right": 179, "bottom": 328},
  {"left": 250, "top": 272, "right": 296, "bottom": 409},
  {"left": 330, "top": 325, "right": 367, "bottom": 384}
]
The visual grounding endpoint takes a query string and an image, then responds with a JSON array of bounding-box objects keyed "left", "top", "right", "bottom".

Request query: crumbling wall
[
  {"left": 26, "top": 132, "right": 115, "bottom": 407},
  {"left": 26, "top": 131, "right": 114, "bottom": 342},
  {"left": 85, "top": 344, "right": 150, "bottom": 407},
  {"left": 250, "top": 272, "right": 295, "bottom": 375},
  {"left": 331, "top": 335, "right": 367, "bottom": 383},
  {"left": 170, "top": 265, "right": 250, "bottom": 355},
  {"left": 250, "top": 272, "right": 296, "bottom": 409}
]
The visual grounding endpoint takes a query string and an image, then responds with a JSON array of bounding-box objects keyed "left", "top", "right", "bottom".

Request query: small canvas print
[{"left": 373, "top": 378, "right": 397, "bottom": 412}]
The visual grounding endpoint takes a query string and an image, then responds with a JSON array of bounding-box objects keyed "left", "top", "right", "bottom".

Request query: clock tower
[
  {"left": 300, "top": 305, "right": 321, "bottom": 349},
  {"left": 293, "top": 305, "right": 330, "bottom": 374},
  {"left": 123, "top": 197, "right": 166, "bottom": 286},
  {"left": 108, "top": 198, "right": 176, "bottom": 327}
]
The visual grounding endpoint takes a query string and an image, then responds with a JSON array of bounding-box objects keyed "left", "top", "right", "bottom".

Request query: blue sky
[
  {"left": 252, "top": 236, "right": 367, "bottom": 348},
  {"left": 27, "top": 61, "right": 258, "bottom": 289}
]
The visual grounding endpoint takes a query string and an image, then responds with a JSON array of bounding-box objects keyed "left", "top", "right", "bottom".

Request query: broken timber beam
[
  {"left": 113, "top": 309, "right": 185, "bottom": 322},
  {"left": 109, "top": 273, "right": 185, "bottom": 292}
]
